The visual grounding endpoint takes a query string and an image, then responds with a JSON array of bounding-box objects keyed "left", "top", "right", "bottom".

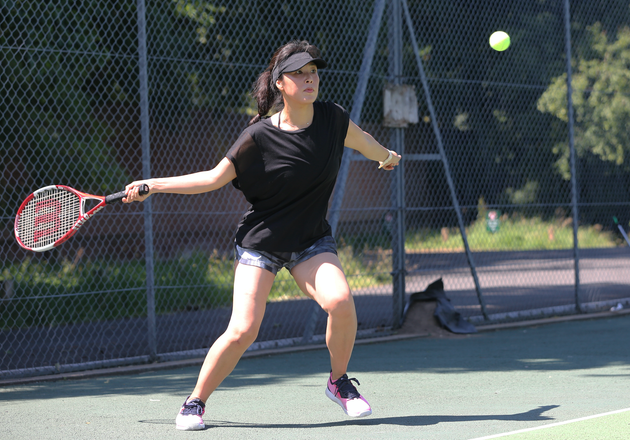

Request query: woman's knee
[
  {"left": 323, "top": 291, "right": 355, "bottom": 318},
  {"left": 225, "top": 323, "right": 260, "bottom": 347}
]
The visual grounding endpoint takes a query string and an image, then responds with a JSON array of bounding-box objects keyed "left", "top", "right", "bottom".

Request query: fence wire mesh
[{"left": 1, "top": 0, "right": 630, "bottom": 378}]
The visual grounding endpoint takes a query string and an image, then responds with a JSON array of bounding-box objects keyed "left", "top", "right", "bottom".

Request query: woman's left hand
[{"left": 379, "top": 150, "right": 401, "bottom": 170}]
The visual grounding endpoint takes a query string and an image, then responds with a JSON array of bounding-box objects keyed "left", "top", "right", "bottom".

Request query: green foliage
[
  {"left": 538, "top": 24, "right": 630, "bottom": 178},
  {"left": 1, "top": 2, "right": 131, "bottom": 216},
  {"left": 0, "top": 246, "right": 389, "bottom": 330},
  {"left": 338, "top": 245, "right": 392, "bottom": 289},
  {"left": 405, "top": 214, "right": 619, "bottom": 252},
  {"left": 0, "top": 257, "right": 147, "bottom": 329},
  {"left": 4, "top": 0, "right": 630, "bottom": 239},
  {"left": 155, "top": 250, "right": 233, "bottom": 311},
  {"left": 0, "top": 252, "right": 233, "bottom": 330}
]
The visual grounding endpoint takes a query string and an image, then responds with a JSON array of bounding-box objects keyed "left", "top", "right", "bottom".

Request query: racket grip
[{"left": 105, "top": 184, "right": 150, "bottom": 204}]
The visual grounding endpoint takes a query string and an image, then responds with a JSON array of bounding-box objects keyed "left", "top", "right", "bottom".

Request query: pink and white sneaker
[
  {"left": 175, "top": 396, "right": 205, "bottom": 431},
  {"left": 325, "top": 372, "right": 372, "bottom": 417}
]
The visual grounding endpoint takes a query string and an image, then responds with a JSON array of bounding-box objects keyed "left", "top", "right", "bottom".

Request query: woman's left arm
[{"left": 344, "top": 120, "right": 401, "bottom": 170}]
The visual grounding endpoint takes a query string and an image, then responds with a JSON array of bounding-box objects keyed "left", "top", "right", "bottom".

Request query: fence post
[
  {"left": 400, "top": 0, "right": 488, "bottom": 320},
  {"left": 136, "top": 0, "right": 157, "bottom": 360},
  {"left": 301, "top": 0, "right": 387, "bottom": 344},
  {"left": 388, "top": 0, "right": 407, "bottom": 328},
  {"left": 563, "top": 0, "right": 582, "bottom": 313}
]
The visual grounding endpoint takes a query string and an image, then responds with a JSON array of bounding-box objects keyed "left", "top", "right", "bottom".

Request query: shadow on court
[
  {"left": 1, "top": 314, "right": 629, "bottom": 439},
  {"left": 139, "top": 404, "right": 559, "bottom": 428}
]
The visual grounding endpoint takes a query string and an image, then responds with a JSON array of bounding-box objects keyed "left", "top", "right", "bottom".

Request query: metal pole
[
  {"left": 389, "top": 0, "right": 406, "bottom": 329},
  {"left": 400, "top": 0, "right": 488, "bottom": 320},
  {"left": 563, "top": 0, "right": 581, "bottom": 312},
  {"left": 391, "top": 127, "right": 406, "bottom": 328},
  {"left": 301, "top": 0, "right": 386, "bottom": 344},
  {"left": 137, "top": 0, "right": 157, "bottom": 359},
  {"left": 327, "top": 0, "right": 387, "bottom": 234}
]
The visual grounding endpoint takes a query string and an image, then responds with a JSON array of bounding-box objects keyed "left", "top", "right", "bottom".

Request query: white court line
[{"left": 469, "top": 407, "right": 630, "bottom": 440}]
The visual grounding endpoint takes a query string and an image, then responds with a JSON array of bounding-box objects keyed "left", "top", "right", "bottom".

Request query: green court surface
[
  {"left": 1, "top": 313, "right": 629, "bottom": 440},
  {"left": 470, "top": 408, "right": 630, "bottom": 440}
]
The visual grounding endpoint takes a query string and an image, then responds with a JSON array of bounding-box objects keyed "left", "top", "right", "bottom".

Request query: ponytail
[{"left": 248, "top": 70, "right": 281, "bottom": 126}]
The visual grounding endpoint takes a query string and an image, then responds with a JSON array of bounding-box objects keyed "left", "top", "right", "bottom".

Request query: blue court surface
[{"left": 1, "top": 312, "right": 629, "bottom": 439}]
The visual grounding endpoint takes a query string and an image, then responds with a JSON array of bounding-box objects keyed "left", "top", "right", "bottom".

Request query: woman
[{"left": 124, "top": 40, "right": 401, "bottom": 431}]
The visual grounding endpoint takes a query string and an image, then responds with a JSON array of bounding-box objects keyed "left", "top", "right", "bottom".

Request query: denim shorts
[{"left": 234, "top": 235, "right": 338, "bottom": 275}]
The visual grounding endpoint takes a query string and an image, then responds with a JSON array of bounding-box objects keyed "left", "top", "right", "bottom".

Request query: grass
[
  {"left": 0, "top": 254, "right": 234, "bottom": 330},
  {"left": 1, "top": 215, "right": 623, "bottom": 330},
  {"left": 406, "top": 214, "right": 620, "bottom": 252},
  {"left": 0, "top": 245, "right": 393, "bottom": 330},
  {"left": 269, "top": 245, "right": 392, "bottom": 300}
]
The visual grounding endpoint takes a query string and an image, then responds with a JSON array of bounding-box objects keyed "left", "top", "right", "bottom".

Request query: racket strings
[{"left": 18, "top": 188, "right": 80, "bottom": 249}]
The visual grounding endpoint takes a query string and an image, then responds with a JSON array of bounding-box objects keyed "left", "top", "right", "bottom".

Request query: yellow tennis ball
[{"left": 489, "top": 31, "right": 510, "bottom": 51}]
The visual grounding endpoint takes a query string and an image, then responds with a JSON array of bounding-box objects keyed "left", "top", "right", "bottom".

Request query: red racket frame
[{"left": 14, "top": 184, "right": 147, "bottom": 252}]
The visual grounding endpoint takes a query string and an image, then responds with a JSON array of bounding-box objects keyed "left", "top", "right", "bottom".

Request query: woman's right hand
[{"left": 123, "top": 180, "right": 153, "bottom": 203}]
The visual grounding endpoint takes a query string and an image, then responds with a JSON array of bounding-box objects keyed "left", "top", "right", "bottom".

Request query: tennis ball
[{"left": 489, "top": 31, "right": 510, "bottom": 51}]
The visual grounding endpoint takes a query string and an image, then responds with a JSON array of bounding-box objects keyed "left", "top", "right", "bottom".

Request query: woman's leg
[
  {"left": 291, "top": 252, "right": 371, "bottom": 418},
  {"left": 291, "top": 252, "right": 356, "bottom": 381},
  {"left": 188, "top": 262, "right": 275, "bottom": 402}
]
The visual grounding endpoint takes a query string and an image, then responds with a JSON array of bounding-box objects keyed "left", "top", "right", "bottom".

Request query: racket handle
[{"left": 105, "top": 184, "right": 150, "bottom": 204}]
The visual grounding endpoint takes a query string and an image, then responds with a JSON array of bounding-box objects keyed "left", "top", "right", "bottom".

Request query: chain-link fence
[{"left": 2, "top": 0, "right": 630, "bottom": 379}]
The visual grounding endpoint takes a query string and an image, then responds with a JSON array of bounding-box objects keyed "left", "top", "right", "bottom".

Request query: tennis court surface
[{"left": 1, "top": 312, "right": 629, "bottom": 440}]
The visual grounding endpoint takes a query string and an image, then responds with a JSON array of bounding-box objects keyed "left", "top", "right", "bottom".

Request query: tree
[
  {"left": 538, "top": 23, "right": 630, "bottom": 179},
  {"left": 1, "top": 2, "right": 131, "bottom": 217}
]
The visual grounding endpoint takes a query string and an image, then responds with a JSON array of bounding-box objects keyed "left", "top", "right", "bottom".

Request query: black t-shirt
[{"left": 226, "top": 101, "right": 350, "bottom": 253}]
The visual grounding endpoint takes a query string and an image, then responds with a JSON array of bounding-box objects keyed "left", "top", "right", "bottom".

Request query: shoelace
[
  {"left": 181, "top": 399, "right": 205, "bottom": 416},
  {"left": 332, "top": 374, "right": 361, "bottom": 399}
]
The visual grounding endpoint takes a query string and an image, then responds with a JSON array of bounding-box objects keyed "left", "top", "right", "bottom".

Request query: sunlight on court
[{"left": 470, "top": 408, "right": 630, "bottom": 440}]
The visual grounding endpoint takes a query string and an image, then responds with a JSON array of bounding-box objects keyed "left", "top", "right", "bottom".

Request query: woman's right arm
[{"left": 123, "top": 157, "right": 236, "bottom": 203}]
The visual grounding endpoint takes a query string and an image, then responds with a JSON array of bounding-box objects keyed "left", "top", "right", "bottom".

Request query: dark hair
[{"left": 248, "top": 40, "right": 323, "bottom": 126}]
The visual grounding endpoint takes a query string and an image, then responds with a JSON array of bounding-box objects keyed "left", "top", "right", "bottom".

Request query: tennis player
[{"left": 124, "top": 40, "right": 401, "bottom": 431}]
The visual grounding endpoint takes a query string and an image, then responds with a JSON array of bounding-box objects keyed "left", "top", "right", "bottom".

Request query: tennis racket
[{"left": 14, "top": 184, "right": 149, "bottom": 252}]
